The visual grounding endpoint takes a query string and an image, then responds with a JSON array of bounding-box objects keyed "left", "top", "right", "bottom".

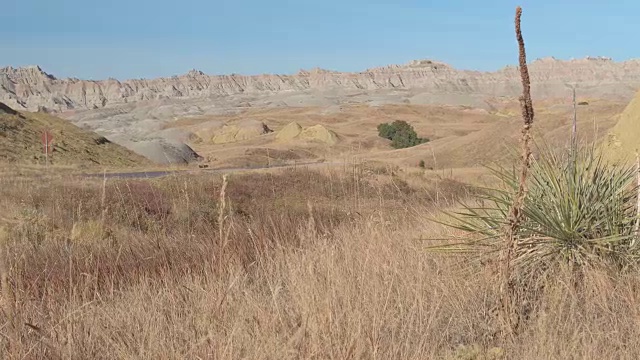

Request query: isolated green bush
[{"left": 377, "top": 120, "right": 428, "bottom": 149}]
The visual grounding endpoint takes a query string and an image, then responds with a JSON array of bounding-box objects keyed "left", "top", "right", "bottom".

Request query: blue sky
[{"left": 1, "top": 0, "right": 638, "bottom": 80}]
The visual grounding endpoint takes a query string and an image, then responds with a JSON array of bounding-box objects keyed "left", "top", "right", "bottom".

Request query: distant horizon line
[{"left": 2, "top": 55, "right": 639, "bottom": 82}]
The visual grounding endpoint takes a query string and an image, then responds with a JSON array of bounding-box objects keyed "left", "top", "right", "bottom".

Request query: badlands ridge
[{"left": 1, "top": 57, "right": 639, "bottom": 166}]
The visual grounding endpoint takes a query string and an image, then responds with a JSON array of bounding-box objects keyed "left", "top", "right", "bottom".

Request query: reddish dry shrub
[{"left": 104, "top": 180, "right": 172, "bottom": 230}]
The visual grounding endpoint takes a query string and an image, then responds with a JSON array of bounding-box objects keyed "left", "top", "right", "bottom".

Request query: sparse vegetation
[{"left": 377, "top": 120, "right": 428, "bottom": 149}]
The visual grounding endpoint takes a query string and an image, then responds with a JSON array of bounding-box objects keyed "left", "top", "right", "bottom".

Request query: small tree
[
  {"left": 377, "top": 120, "right": 428, "bottom": 149},
  {"left": 377, "top": 123, "right": 396, "bottom": 140}
]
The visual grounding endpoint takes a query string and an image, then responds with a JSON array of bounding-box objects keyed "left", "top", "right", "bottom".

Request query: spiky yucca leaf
[{"left": 440, "top": 145, "right": 640, "bottom": 278}]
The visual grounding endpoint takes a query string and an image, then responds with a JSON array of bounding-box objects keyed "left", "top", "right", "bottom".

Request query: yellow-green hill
[{"left": 0, "top": 103, "right": 149, "bottom": 167}]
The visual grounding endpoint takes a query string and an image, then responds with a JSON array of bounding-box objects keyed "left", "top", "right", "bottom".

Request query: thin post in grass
[
  {"left": 633, "top": 150, "right": 640, "bottom": 248},
  {"left": 499, "top": 6, "right": 535, "bottom": 340},
  {"left": 306, "top": 200, "right": 316, "bottom": 240},
  {"left": 572, "top": 86, "right": 577, "bottom": 153},
  {"left": 217, "top": 174, "right": 229, "bottom": 273},
  {"left": 100, "top": 169, "right": 108, "bottom": 227},
  {"left": 567, "top": 84, "right": 578, "bottom": 169}
]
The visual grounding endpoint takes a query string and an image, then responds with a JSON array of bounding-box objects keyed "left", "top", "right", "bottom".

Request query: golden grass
[{"left": 0, "top": 167, "right": 639, "bottom": 358}]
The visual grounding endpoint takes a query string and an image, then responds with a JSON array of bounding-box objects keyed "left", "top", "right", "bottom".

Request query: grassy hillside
[{"left": 0, "top": 103, "right": 149, "bottom": 167}]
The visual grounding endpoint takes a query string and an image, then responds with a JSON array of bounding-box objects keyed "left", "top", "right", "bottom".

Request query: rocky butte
[{"left": 2, "top": 57, "right": 640, "bottom": 112}]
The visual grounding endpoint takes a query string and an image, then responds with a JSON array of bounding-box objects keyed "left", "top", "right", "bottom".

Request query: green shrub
[
  {"left": 441, "top": 145, "right": 640, "bottom": 279},
  {"left": 419, "top": 160, "right": 426, "bottom": 168},
  {"left": 377, "top": 120, "right": 428, "bottom": 149},
  {"left": 377, "top": 122, "right": 397, "bottom": 140}
]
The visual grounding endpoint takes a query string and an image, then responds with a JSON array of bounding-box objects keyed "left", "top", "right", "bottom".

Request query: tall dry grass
[{"left": 0, "top": 165, "right": 639, "bottom": 359}]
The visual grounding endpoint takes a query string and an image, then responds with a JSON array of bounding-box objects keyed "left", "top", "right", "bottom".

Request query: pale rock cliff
[{"left": 3, "top": 57, "right": 640, "bottom": 112}]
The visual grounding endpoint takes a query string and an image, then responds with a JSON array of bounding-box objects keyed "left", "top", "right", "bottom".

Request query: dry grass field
[
  {"left": 5, "top": 5, "right": 640, "bottom": 359},
  {"left": 0, "top": 70, "right": 636, "bottom": 360},
  {"left": 1, "top": 164, "right": 640, "bottom": 359}
]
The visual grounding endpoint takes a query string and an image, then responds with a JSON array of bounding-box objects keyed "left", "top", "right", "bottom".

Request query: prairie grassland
[{"left": 0, "top": 165, "right": 639, "bottom": 359}]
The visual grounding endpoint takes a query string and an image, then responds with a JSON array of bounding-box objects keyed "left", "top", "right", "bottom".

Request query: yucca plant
[{"left": 444, "top": 144, "right": 640, "bottom": 281}]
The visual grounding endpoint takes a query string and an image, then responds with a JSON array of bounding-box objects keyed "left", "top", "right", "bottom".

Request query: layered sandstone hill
[{"left": 3, "top": 57, "right": 640, "bottom": 112}]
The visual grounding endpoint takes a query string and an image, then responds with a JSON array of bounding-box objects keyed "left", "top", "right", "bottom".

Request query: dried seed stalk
[{"left": 499, "top": 5, "right": 535, "bottom": 339}]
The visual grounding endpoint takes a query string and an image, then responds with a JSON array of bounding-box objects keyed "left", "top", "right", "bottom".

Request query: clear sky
[{"left": 1, "top": 0, "right": 638, "bottom": 80}]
